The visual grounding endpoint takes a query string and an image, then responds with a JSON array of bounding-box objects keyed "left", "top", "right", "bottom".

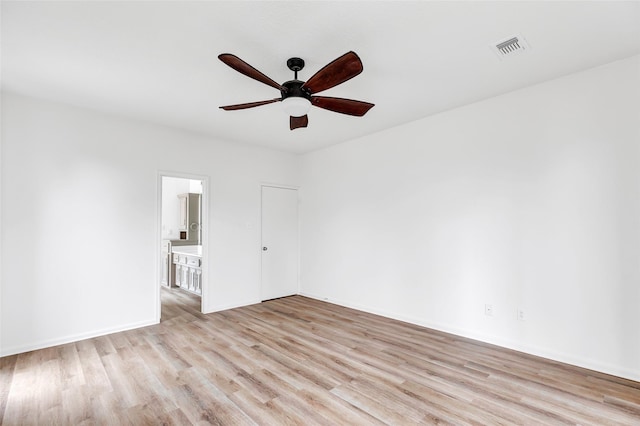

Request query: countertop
[{"left": 171, "top": 245, "right": 202, "bottom": 257}]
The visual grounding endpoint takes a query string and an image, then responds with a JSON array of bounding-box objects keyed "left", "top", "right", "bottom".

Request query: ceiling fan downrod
[{"left": 286, "top": 57, "right": 305, "bottom": 80}]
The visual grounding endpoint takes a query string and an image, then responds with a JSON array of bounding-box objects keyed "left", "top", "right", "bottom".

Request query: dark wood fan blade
[
  {"left": 219, "top": 54, "right": 284, "bottom": 91},
  {"left": 311, "top": 96, "right": 374, "bottom": 116},
  {"left": 220, "top": 98, "right": 280, "bottom": 111},
  {"left": 302, "top": 51, "right": 364, "bottom": 94},
  {"left": 290, "top": 115, "right": 308, "bottom": 130}
]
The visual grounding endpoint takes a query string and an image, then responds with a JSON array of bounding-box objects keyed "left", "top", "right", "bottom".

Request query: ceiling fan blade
[
  {"left": 290, "top": 115, "right": 309, "bottom": 130},
  {"left": 302, "top": 51, "right": 364, "bottom": 94},
  {"left": 220, "top": 98, "right": 280, "bottom": 111},
  {"left": 219, "top": 54, "right": 284, "bottom": 91},
  {"left": 311, "top": 96, "right": 374, "bottom": 116}
]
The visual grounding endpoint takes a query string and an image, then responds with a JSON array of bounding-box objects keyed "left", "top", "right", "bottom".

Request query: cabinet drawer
[
  {"left": 186, "top": 257, "right": 201, "bottom": 267},
  {"left": 173, "top": 254, "right": 182, "bottom": 264}
]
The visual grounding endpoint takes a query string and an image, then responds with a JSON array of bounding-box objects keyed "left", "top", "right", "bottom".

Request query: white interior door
[{"left": 261, "top": 186, "right": 298, "bottom": 300}]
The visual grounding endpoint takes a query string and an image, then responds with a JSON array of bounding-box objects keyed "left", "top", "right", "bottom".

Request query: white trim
[
  {"left": 297, "top": 187, "right": 301, "bottom": 297},
  {"left": 157, "top": 171, "right": 210, "bottom": 317},
  {"left": 260, "top": 182, "right": 299, "bottom": 190},
  {"left": 208, "top": 298, "right": 262, "bottom": 313},
  {"left": 0, "top": 82, "right": 3, "bottom": 352},
  {"left": 260, "top": 184, "right": 301, "bottom": 300},
  {"left": 156, "top": 173, "right": 163, "bottom": 323},
  {"left": 299, "top": 291, "right": 640, "bottom": 383},
  {"left": 0, "top": 319, "right": 157, "bottom": 358}
]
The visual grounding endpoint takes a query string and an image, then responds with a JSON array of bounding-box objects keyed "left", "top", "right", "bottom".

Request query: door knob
[{"left": 262, "top": 246, "right": 268, "bottom": 251}]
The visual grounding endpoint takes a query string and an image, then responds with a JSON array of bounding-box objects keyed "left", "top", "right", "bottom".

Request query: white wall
[
  {"left": 0, "top": 93, "right": 298, "bottom": 355},
  {"left": 299, "top": 55, "right": 640, "bottom": 381},
  {"left": 2, "top": 56, "right": 638, "bottom": 382}
]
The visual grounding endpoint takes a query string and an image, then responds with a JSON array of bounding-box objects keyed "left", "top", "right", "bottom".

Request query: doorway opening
[{"left": 158, "top": 173, "right": 209, "bottom": 321}]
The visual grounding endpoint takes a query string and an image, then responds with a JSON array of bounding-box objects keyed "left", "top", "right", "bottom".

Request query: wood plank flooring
[{"left": 1, "top": 288, "right": 639, "bottom": 425}]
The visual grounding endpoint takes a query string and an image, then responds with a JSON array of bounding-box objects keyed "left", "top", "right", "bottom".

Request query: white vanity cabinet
[{"left": 172, "top": 245, "right": 202, "bottom": 295}]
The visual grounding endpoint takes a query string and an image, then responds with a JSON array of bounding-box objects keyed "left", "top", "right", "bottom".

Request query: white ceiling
[{"left": 2, "top": 1, "right": 639, "bottom": 154}]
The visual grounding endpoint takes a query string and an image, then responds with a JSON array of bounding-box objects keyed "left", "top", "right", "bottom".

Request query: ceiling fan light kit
[
  {"left": 281, "top": 97, "right": 311, "bottom": 117},
  {"left": 218, "top": 51, "right": 374, "bottom": 130}
]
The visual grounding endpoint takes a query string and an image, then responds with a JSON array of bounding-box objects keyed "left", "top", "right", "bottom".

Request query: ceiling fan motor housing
[
  {"left": 281, "top": 80, "right": 312, "bottom": 117},
  {"left": 281, "top": 80, "right": 311, "bottom": 101}
]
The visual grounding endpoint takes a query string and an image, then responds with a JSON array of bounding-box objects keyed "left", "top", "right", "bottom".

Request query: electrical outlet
[
  {"left": 517, "top": 308, "right": 526, "bottom": 321},
  {"left": 485, "top": 304, "right": 493, "bottom": 316}
]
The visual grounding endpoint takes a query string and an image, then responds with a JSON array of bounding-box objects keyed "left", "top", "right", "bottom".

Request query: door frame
[
  {"left": 156, "top": 171, "right": 210, "bottom": 321},
  {"left": 260, "top": 183, "right": 300, "bottom": 301}
]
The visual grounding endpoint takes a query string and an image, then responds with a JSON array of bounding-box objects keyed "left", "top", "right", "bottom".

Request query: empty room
[{"left": 1, "top": 1, "right": 639, "bottom": 424}]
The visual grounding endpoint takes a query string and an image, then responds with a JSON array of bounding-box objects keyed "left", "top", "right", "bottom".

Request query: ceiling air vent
[{"left": 491, "top": 35, "right": 530, "bottom": 59}]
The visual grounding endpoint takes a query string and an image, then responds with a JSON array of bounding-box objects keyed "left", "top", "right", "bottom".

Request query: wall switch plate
[
  {"left": 517, "top": 308, "right": 526, "bottom": 321},
  {"left": 485, "top": 304, "right": 494, "bottom": 316}
]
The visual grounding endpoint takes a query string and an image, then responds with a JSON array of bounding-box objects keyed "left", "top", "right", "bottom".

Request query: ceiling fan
[{"left": 218, "top": 51, "right": 374, "bottom": 130}]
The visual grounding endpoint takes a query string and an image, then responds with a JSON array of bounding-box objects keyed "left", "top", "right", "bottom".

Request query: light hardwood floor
[{"left": 1, "top": 288, "right": 639, "bottom": 425}]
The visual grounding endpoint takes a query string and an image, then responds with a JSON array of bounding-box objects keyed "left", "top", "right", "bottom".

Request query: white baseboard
[
  {"left": 2, "top": 297, "right": 263, "bottom": 357},
  {"left": 5, "top": 292, "right": 638, "bottom": 383},
  {"left": 299, "top": 291, "right": 640, "bottom": 382},
  {"left": 1, "top": 319, "right": 158, "bottom": 357},
  {"left": 204, "top": 298, "right": 262, "bottom": 314}
]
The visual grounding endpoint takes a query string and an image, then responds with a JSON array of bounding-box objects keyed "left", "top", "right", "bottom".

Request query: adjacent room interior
[
  {"left": 160, "top": 175, "right": 205, "bottom": 315},
  {"left": 1, "top": 1, "right": 639, "bottom": 424}
]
